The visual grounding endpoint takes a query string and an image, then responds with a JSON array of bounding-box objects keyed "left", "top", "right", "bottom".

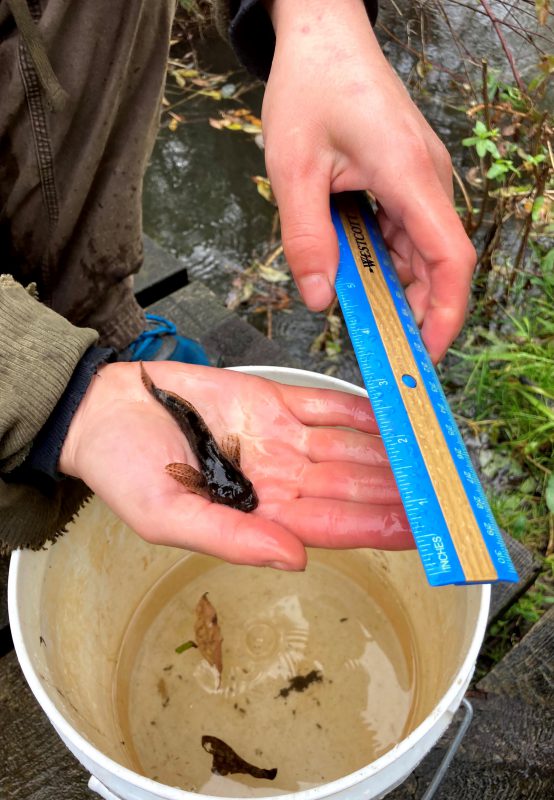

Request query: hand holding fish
[
  {"left": 58, "top": 361, "right": 413, "bottom": 569},
  {"left": 262, "top": 0, "right": 476, "bottom": 362}
]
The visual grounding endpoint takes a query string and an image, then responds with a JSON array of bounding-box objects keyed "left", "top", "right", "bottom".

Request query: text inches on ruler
[{"left": 345, "top": 211, "right": 375, "bottom": 273}]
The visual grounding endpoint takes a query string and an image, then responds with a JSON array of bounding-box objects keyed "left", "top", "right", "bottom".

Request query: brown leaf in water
[
  {"left": 194, "top": 593, "right": 223, "bottom": 678},
  {"left": 202, "top": 736, "right": 277, "bottom": 780}
]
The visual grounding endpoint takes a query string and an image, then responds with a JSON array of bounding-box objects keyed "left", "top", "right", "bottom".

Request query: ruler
[{"left": 331, "top": 192, "right": 518, "bottom": 586}]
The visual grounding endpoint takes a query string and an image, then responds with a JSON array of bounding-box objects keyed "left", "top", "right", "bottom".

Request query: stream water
[{"left": 142, "top": 1, "right": 547, "bottom": 383}]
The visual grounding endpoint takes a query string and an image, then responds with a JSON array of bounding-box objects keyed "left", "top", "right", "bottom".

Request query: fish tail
[{"left": 140, "top": 361, "right": 157, "bottom": 397}]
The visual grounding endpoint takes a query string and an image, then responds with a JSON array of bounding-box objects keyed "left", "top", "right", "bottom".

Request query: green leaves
[
  {"left": 461, "top": 118, "right": 548, "bottom": 183},
  {"left": 486, "top": 159, "right": 519, "bottom": 180},
  {"left": 462, "top": 120, "right": 501, "bottom": 159}
]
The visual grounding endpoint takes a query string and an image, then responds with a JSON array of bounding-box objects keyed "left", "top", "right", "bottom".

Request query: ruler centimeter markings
[{"left": 331, "top": 192, "right": 518, "bottom": 586}]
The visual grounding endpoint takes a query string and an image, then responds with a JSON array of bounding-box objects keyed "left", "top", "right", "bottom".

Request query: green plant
[{"left": 462, "top": 120, "right": 502, "bottom": 159}]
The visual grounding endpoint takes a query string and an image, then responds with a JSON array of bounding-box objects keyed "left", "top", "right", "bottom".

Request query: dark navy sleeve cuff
[
  {"left": 229, "top": 0, "right": 379, "bottom": 82},
  {"left": 25, "top": 346, "right": 115, "bottom": 480}
]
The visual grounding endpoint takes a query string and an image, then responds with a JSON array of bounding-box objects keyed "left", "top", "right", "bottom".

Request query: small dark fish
[
  {"left": 201, "top": 735, "right": 277, "bottom": 780},
  {"left": 140, "top": 363, "right": 258, "bottom": 512}
]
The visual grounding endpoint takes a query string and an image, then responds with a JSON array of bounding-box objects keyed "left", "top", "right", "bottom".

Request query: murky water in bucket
[{"left": 114, "top": 550, "right": 422, "bottom": 796}]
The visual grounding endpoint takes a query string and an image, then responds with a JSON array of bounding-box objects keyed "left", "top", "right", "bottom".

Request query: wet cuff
[
  {"left": 229, "top": 0, "right": 379, "bottom": 82},
  {"left": 24, "top": 346, "right": 115, "bottom": 480}
]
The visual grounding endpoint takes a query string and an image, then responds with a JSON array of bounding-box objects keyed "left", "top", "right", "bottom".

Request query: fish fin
[
  {"left": 165, "top": 463, "right": 209, "bottom": 496},
  {"left": 220, "top": 434, "right": 241, "bottom": 467}
]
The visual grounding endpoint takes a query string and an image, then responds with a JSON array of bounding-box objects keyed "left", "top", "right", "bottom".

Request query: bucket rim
[{"left": 8, "top": 364, "right": 491, "bottom": 800}]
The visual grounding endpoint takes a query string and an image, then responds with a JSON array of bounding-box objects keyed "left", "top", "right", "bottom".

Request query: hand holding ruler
[{"left": 331, "top": 192, "right": 518, "bottom": 586}]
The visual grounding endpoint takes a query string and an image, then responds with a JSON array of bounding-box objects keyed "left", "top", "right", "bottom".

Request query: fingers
[
  {"left": 261, "top": 497, "right": 414, "bottom": 551},
  {"left": 395, "top": 155, "right": 475, "bottom": 353},
  {"left": 135, "top": 492, "right": 308, "bottom": 571},
  {"left": 306, "top": 426, "right": 388, "bottom": 466},
  {"left": 267, "top": 150, "right": 337, "bottom": 311},
  {"left": 299, "top": 461, "right": 400, "bottom": 504},
  {"left": 378, "top": 179, "right": 476, "bottom": 362},
  {"left": 278, "top": 383, "right": 379, "bottom": 433}
]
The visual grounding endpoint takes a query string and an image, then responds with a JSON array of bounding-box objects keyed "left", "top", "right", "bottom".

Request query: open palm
[{"left": 59, "top": 361, "right": 413, "bottom": 569}]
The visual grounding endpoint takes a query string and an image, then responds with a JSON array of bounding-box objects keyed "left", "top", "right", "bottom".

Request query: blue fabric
[{"left": 125, "top": 313, "right": 210, "bottom": 365}]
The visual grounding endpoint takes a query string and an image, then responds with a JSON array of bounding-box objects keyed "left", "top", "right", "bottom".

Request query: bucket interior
[{"left": 14, "top": 497, "right": 482, "bottom": 796}]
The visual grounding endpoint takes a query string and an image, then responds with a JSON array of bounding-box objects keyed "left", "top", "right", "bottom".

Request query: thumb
[{"left": 270, "top": 162, "right": 337, "bottom": 311}]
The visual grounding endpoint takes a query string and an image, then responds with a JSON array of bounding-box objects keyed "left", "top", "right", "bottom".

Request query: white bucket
[{"left": 9, "top": 366, "right": 490, "bottom": 800}]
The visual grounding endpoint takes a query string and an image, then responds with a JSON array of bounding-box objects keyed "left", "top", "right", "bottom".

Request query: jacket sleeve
[
  {"left": 212, "top": 0, "right": 379, "bottom": 82},
  {"left": 0, "top": 275, "right": 99, "bottom": 554}
]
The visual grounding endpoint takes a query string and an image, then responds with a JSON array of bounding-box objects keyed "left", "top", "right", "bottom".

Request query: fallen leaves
[
  {"left": 209, "top": 109, "right": 262, "bottom": 136},
  {"left": 225, "top": 243, "right": 292, "bottom": 338},
  {"left": 174, "top": 593, "right": 223, "bottom": 684},
  {"left": 194, "top": 593, "right": 223, "bottom": 678},
  {"left": 251, "top": 175, "right": 275, "bottom": 205}
]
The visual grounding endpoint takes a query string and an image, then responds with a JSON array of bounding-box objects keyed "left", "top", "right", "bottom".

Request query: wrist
[
  {"left": 264, "top": 0, "right": 369, "bottom": 35},
  {"left": 264, "top": 0, "right": 385, "bottom": 80},
  {"left": 58, "top": 362, "right": 107, "bottom": 478}
]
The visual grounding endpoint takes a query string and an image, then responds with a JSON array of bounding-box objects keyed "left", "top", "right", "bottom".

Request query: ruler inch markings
[{"left": 331, "top": 192, "right": 518, "bottom": 586}]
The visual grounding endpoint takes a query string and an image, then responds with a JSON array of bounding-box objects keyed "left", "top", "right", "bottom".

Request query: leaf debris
[
  {"left": 276, "top": 670, "right": 323, "bottom": 699},
  {"left": 175, "top": 640, "right": 198, "bottom": 654},
  {"left": 194, "top": 593, "right": 223, "bottom": 679}
]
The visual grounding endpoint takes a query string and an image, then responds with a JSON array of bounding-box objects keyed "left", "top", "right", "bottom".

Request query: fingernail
[
  {"left": 298, "top": 273, "right": 334, "bottom": 310},
  {"left": 265, "top": 560, "right": 295, "bottom": 571}
]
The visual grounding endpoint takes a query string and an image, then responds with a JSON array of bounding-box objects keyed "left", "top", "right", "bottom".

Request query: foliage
[
  {"left": 441, "top": 25, "right": 554, "bottom": 667},
  {"left": 443, "top": 254, "right": 553, "bottom": 541}
]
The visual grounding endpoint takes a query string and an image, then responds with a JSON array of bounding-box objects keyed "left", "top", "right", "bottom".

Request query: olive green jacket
[{"left": 0, "top": 277, "right": 98, "bottom": 553}]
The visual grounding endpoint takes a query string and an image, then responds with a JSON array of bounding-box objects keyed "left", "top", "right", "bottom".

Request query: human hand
[
  {"left": 59, "top": 361, "right": 413, "bottom": 569},
  {"left": 262, "top": 0, "right": 476, "bottom": 362}
]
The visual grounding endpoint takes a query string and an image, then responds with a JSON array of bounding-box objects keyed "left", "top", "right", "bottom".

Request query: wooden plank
[
  {"left": 2, "top": 644, "right": 552, "bottom": 800},
  {"left": 488, "top": 533, "right": 541, "bottom": 623},
  {"left": 386, "top": 693, "right": 554, "bottom": 800},
  {"left": 148, "top": 281, "right": 296, "bottom": 368},
  {"left": 478, "top": 605, "right": 554, "bottom": 705},
  {"left": 0, "top": 649, "right": 91, "bottom": 799}
]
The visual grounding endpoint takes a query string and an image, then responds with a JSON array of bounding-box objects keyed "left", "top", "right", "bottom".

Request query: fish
[{"left": 140, "top": 363, "right": 258, "bottom": 512}]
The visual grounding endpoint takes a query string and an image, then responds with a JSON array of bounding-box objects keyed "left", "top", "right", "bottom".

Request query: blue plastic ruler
[{"left": 331, "top": 192, "right": 518, "bottom": 587}]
